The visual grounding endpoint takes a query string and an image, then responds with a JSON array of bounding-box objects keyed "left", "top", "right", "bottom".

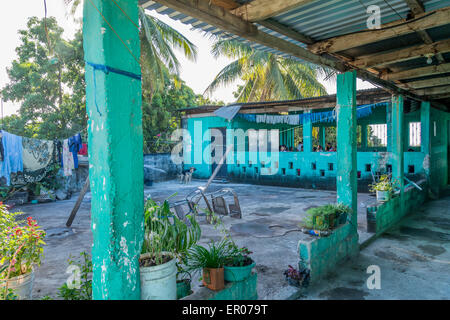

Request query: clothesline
[
  {"left": 236, "top": 102, "right": 388, "bottom": 125},
  {"left": 0, "top": 130, "right": 85, "bottom": 186}
]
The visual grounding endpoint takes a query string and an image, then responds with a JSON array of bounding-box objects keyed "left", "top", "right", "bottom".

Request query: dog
[{"left": 179, "top": 167, "right": 196, "bottom": 184}]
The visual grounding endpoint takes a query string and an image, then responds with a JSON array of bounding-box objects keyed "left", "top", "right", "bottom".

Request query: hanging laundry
[
  {"left": 63, "top": 139, "right": 75, "bottom": 176},
  {"left": 0, "top": 131, "right": 23, "bottom": 186},
  {"left": 11, "top": 137, "right": 57, "bottom": 185},
  {"left": 0, "top": 132, "right": 4, "bottom": 162},
  {"left": 78, "top": 143, "right": 88, "bottom": 156},
  {"left": 68, "top": 133, "right": 82, "bottom": 169}
]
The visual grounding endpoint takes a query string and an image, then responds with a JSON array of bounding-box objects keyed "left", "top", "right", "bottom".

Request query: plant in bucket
[
  {"left": 140, "top": 198, "right": 201, "bottom": 300},
  {"left": 0, "top": 206, "right": 46, "bottom": 300},
  {"left": 224, "top": 244, "right": 255, "bottom": 282},
  {"left": 369, "top": 174, "right": 398, "bottom": 202},
  {"left": 186, "top": 238, "right": 235, "bottom": 291}
]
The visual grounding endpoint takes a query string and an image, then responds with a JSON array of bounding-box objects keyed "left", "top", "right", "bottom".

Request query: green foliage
[
  {"left": 369, "top": 174, "right": 399, "bottom": 193},
  {"left": 0, "top": 208, "right": 46, "bottom": 282},
  {"left": 225, "top": 246, "right": 253, "bottom": 267},
  {"left": 302, "top": 203, "right": 351, "bottom": 231},
  {"left": 142, "top": 197, "right": 202, "bottom": 266},
  {"left": 1, "top": 17, "right": 86, "bottom": 139},
  {"left": 208, "top": 39, "right": 333, "bottom": 102},
  {"left": 57, "top": 251, "right": 92, "bottom": 300},
  {"left": 186, "top": 238, "right": 236, "bottom": 270},
  {"left": 0, "top": 288, "right": 18, "bottom": 300}
]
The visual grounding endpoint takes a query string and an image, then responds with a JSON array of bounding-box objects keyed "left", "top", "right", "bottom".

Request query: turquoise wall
[{"left": 184, "top": 109, "right": 429, "bottom": 191}]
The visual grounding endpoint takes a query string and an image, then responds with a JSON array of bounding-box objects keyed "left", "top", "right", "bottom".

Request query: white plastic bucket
[
  {"left": 0, "top": 271, "right": 34, "bottom": 300},
  {"left": 140, "top": 254, "right": 177, "bottom": 300},
  {"left": 376, "top": 190, "right": 390, "bottom": 202}
]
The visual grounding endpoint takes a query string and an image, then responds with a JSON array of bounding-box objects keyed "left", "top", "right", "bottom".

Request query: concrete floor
[
  {"left": 10, "top": 179, "right": 449, "bottom": 299},
  {"left": 302, "top": 195, "right": 450, "bottom": 300}
]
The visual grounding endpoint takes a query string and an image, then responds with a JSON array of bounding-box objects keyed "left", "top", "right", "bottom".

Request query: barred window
[
  {"left": 409, "top": 122, "right": 421, "bottom": 147},
  {"left": 367, "top": 124, "right": 387, "bottom": 147}
]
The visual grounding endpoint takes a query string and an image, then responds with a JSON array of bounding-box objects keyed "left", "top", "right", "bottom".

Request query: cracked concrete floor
[
  {"left": 9, "top": 179, "right": 448, "bottom": 299},
  {"left": 301, "top": 194, "right": 450, "bottom": 300}
]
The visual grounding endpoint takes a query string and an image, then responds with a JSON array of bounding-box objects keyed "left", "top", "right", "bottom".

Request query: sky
[{"left": 0, "top": 1, "right": 375, "bottom": 117}]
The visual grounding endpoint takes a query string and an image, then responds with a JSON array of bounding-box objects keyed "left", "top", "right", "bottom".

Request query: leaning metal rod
[{"left": 200, "top": 144, "right": 234, "bottom": 194}]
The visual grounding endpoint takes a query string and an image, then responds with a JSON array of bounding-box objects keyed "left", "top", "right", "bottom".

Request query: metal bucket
[
  {"left": 376, "top": 190, "right": 390, "bottom": 202},
  {"left": 0, "top": 271, "right": 34, "bottom": 300},
  {"left": 140, "top": 254, "right": 177, "bottom": 300}
]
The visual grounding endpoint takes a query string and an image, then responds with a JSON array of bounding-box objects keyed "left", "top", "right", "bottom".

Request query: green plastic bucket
[
  {"left": 224, "top": 262, "right": 255, "bottom": 282},
  {"left": 176, "top": 279, "right": 191, "bottom": 299}
]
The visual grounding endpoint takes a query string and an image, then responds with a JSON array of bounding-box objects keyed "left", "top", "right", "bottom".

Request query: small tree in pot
[
  {"left": 370, "top": 175, "right": 399, "bottom": 202},
  {"left": 0, "top": 206, "right": 46, "bottom": 300}
]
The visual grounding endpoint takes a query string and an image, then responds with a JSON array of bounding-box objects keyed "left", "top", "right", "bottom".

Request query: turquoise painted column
[
  {"left": 420, "top": 101, "right": 431, "bottom": 184},
  {"left": 83, "top": 0, "right": 143, "bottom": 299},
  {"left": 361, "top": 123, "right": 367, "bottom": 150},
  {"left": 386, "top": 104, "right": 392, "bottom": 153},
  {"left": 392, "top": 95, "right": 405, "bottom": 196},
  {"left": 303, "top": 109, "right": 312, "bottom": 152},
  {"left": 336, "top": 71, "right": 357, "bottom": 223},
  {"left": 319, "top": 126, "right": 325, "bottom": 148}
]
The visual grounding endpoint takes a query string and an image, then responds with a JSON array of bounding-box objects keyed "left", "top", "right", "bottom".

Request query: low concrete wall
[
  {"left": 182, "top": 273, "right": 258, "bottom": 300},
  {"left": 298, "top": 224, "right": 359, "bottom": 284},
  {"left": 144, "top": 153, "right": 182, "bottom": 183},
  {"left": 367, "top": 179, "right": 428, "bottom": 235}
]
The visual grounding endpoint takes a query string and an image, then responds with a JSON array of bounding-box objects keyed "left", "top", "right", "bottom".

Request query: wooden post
[
  {"left": 420, "top": 101, "right": 431, "bottom": 181},
  {"left": 83, "top": 0, "right": 144, "bottom": 299},
  {"left": 336, "top": 71, "right": 358, "bottom": 224}
]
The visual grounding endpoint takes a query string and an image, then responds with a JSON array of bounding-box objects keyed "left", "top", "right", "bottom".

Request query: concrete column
[
  {"left": 386, "top": 104, "right": 392, "bottom": 153},
  {"left": 420, "top": 101, "right": 431, "bottom": 180},
  {"left": 336, "top": 71, "right": 357, "bottom": 223},
  {"left": 319, "top": 126, "right": 325, "bottom": 148},
  {"left": 303, "top": 109, "right": 312, "bottom": 152},
  {"left": 361, "top": 123, "right": 367, "bottom": 150},
  {"left": 392, "top": 95, "right": 405, "bottom": 195},
  {"left": 83, "top": 0, "right": 144, "bottom": 299}
]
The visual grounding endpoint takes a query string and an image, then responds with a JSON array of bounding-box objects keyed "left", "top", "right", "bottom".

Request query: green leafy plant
[
  {"left": 302, "top": 203, "right": 352, "bottom": 231},
  {"left": 0, "top": 288, "right": 18, "bottom": 300},
  {"left": 225, "top": 245, "right": 253, "bottom": 267},
  {"left": 57, "top": 251, "right": 92, "bottom": 300},
  {"left": 142, "top": 198, "right": 202, "bottom": 267},
  {"left": 369, "top": 174, "right": 398, "bottom": 193},
  {"left": 0, "top": 206, "right": 46, "bottom": 281},
  {"left": 186, "top": 238, "right": 235, "bottom": 271}
]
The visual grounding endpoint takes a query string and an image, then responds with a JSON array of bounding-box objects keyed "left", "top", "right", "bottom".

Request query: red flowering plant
[{"left": 0, "top": 205, "right": 46, "bottom": 281}]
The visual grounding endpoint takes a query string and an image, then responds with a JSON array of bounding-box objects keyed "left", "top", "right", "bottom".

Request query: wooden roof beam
[
  {"left": 232, "top": 0, "right": 315, "bottom": 21},
  {"left": 352, "top": 39, "right": 450, "bottom": 69},
  {"left": 413, "top": 85, "right": 450, "bottom": 96},
  {"left": 397, "top": 76, "right": 450, "bottom": 89},
  {"left": 404, "top": 0, "right": 446, "bottom": 63},
  {"left": 381, "top": 63, "right": 450, "bottom": 81},
  {"left": 308, "top": 6, "right": 450, "bottom": 54},
  {"left": 257, "top": 19, "right": 314, "bottom": 45}
]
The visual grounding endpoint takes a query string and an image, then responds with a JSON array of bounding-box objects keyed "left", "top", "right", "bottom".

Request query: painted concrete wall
[{"left": 184, "top": 112, "right": 428, "bottom": 191}]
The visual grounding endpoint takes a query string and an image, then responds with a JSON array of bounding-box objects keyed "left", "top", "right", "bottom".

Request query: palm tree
[
  {"left": 205, "top": 39, "right": 333, "bottom": 102},
  {"left": 64, "top": 0, "right": 197, "bottom": 101}
]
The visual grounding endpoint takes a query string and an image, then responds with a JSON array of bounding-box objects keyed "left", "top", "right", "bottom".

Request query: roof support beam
[
  {"left": 398, "top": 76, "right": 450, "bottom": 89},
  {"left": 148, "top": 0, "right": 429, "bottom": 102},
  {"left": 352, "top": 39, "right": 450, "bottom": 69},
  {"left": 309, "top": 6, "right": 450, "bottom": 54},
  {"left": 232, "top": 0, "right": 315, "bottom": 21},
  {"left": 381, "top": 63, "right": 450, "bottom": 81},
  {"left": 413, "top": 85, "right": 450, "bottom": 96},
  {"left": 258, "top": 19, "right": 314, "bottom": 45},
  {"left": 404, "top": 0, "right": 446, "bottom": 63}
]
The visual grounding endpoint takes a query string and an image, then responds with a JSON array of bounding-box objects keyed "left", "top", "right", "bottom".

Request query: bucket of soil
[
  {"left": 139, "top": 252, "right": 177, "bottom": 300},
  {"left": 224, "top": 261, "right": 255, "bottom": 282}
]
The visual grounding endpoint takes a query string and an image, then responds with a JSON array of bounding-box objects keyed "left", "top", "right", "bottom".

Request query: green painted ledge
[
  {"left": 367, "top": 179, "right": 428, "bottom": 236},
  {"left": 298, "top": 223, "right": 359, "bottom": 284},
  {"left": 182, "top": 273, "right": 258, "bottom": 300}
]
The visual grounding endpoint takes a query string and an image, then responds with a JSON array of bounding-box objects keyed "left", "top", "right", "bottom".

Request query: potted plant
[
  {"left": 370, "top": 175, "right": 397, "bottom": 202},
  {"left": 283, "top": 265, "right": 310, "bottom": 288},
  {"left": 140, "top": 198, "right": 201, "bottom": 300},
  {"left": 224, "top": 245, "right": 255, "bottom": 282},
  {"left": 0, "top": 206, "right": 46, "bottom": 300},
  {"left": 186, "top": 238, "right": 234, "bottom": 291},
  {"left": 176, "top": 266, "right": 192, "bottom": 299},
  {"left": 333, "top": 203, "right": 352, "bottom": 225}
]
